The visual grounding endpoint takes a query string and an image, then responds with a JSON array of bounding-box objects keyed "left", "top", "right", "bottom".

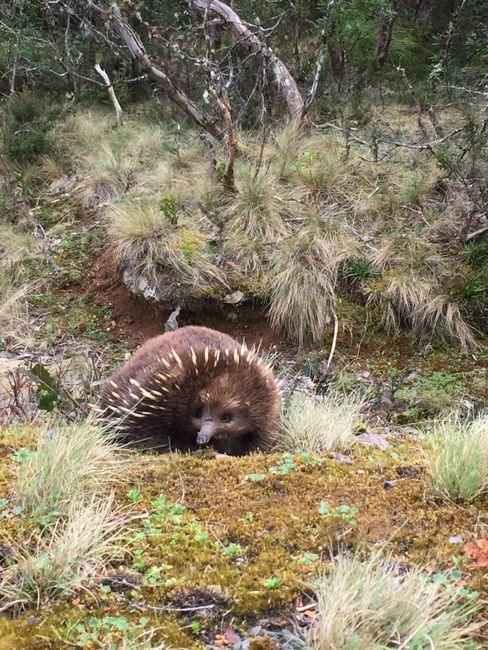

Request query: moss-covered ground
[{"left": 0, "top": 425, "right": 486, "bottom": 648}]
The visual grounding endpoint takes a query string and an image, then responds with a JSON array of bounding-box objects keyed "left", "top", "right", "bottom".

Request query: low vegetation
[
  {"left": 425, "top": 412, "right": 488, "bottom": 502},
  {"left": 20, "top": 107, "right": 478, "bottom": 351},
  {"left": 291, "top": 549, "right": 482, "bottom": 649},
  {"left": 16, "top": 418, "right": 125, "bottom": 518},
  {"left": 0, "top": 497, "right": 120, "bottom": 612},
  {"left": 281, "top": 391, "right": 363, "bottom": 453}
]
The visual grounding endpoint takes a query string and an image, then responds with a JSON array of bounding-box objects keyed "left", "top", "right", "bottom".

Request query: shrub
[
  {"left": 7, "top": 93, "right": 43, "bottom": 124},
  {"left": 425, "top": 412, "right": 488, "bottom": 502},
  {"left": 4, "top": 130, "right": 54, "bottom": 166},
  {"left": 281, "top": 391, "right": 363, "bottom": 453},
  {"left": 290, "top": 550, "right": 482, "bottom": 649}
]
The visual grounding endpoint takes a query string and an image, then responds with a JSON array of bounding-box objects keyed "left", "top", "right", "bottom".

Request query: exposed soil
[{"left": 91, "top": 249, "right": 281, "bottom": 350}]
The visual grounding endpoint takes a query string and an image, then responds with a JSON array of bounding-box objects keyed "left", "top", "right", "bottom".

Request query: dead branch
[
  {"left": 186, "top": 0, "right": 305, "bottom": 121},
  {"left": 108, "top": 2, "right": 223, "bottom": 140},
  {"left": 465, "top": 224, "right": 488, "bottom": 243},
  {"left": 397, "top": 66, "right": 432, "bottom": 143},
  {"left": 94, "top": 63, "right": 123, "bottom": 127}
]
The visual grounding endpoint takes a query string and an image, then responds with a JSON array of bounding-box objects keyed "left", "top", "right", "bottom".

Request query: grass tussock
[
  {"left": 268, "top": 229, "right": 354, "bottom": 346},
  {"left": 66, "top": 111, "right": 167, "bottom": 205},
  {"left": 301, "top": 550, "right": 482, "bottom": 649},
  {"left": 106, "top": 199, "right": 224, "bottom": 290},
  {"left": 0, "top": 497, "right": 121, "bottom": 612},
  {"left": 0, "top": 224, "right": 41, "bottom": 345},
  {"left": 365, "top": 234, "right": 475, "bottom": 351},
  {"left": 224, "top": 164, "right": 289, "bottom": 242},
  {"left": 281, "top": 391, "right": 363, "bottom": 453},
  {"left": 45, "top": 109, "right": 482, "bottom": 350},
  {"left": 17, "top": 418, "right": 125, "bottom": 518},
  {"left": 425, "top": 412, "right": 488, "bottom": 502}
]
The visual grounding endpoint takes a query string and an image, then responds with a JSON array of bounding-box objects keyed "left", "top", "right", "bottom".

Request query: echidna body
[{"left": 98, "top": 326, "right": 280, "bottom": 456}]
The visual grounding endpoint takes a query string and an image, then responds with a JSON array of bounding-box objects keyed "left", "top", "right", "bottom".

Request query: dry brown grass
[
  {"left": 281, "top": 391, "right": 364, "bottom": 452},
  {"left": 223, "top": 163, "right": 290, "bottom": 242},
  {"left": 365, "top": 234, "right": 475, "bottom": 350},
  {"left": 268, "top": 226, "right": 355, "bottom": 346},
  {"left": 0, "top": 497, "right": 122, "bottom": 612},
  {"left": 106, "top": 199, "right": 224, "bottom": 290},
  {"left": 299, "top": 549, "right": 482, "bottom": 649}
]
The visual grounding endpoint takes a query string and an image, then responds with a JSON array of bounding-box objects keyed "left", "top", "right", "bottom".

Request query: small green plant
[
  {"left": 222, "top": 543, "right": 244, "bottom": 558},
  {"left": 425, "top": 412, "right": 488, "bottom": 502},
  {"left": 319, "top": 501, "right": 359, "bottom": 523},
  {"left": 270, "top": 452, "right": 296, "bottom": 475},
  {"left": 290, "top": 548, "right": 482, "bottom": 649},
  {"left": 26, "top": 363, "right": 71, "bottom": 413},
  {"left": 127, "top": 488, "right": 143, "bottom": 503},
  {"left": 292, "top": 150, "right": 319, "bottom": 189},
  {"left": 343, "top": 256, "right": 377, "bottom": 282},
  {"left": 264, "top": 577, "right": 282, "bottom": 589},
  {"left": 159, "top": 194, "right": 179, "bottom": 225}
]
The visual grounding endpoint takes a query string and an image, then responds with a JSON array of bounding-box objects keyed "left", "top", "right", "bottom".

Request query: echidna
[{"left": 98, "top": 326, "right": 280, "bottom": 456}]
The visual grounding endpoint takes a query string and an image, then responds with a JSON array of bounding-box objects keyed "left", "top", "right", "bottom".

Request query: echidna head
[{"left": 191, "top": 373, "right": 268, "bottom": 455}]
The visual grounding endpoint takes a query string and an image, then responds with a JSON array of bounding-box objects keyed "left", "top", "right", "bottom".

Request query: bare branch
[
  {"left": 108, "top": 2, "right": 223, "bottom": 140},
  {"left": 94, "top": 63, "right": 123, "bottom": 127},
  {"left": 186, "top": 0, "right": 306, "bottom": 121}
]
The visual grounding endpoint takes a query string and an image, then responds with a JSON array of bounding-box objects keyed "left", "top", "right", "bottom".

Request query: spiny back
[{"left": 98, "top": 326, "right": 280, "bottom": 455}]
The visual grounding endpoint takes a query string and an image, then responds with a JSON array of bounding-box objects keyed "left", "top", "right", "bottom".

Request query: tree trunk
[
  {"left": 186, "top": 0, "right": 306, "bottom": 120},
  {"left": 376, "top": 2, "right": 397, "bottom": 66},
  {"left": 327, "top": 40, "right": 345, "bottom": 80},
  {"left": 110, "top": 3, "right": 223, "bottom": 140}
]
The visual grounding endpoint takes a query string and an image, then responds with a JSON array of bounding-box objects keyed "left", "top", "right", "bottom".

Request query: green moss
[{"left": 1, "top": 430, "right": 486, "bottom": 646}]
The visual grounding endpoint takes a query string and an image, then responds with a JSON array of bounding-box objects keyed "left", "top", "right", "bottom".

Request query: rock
[
  {"left": 356, "top": 432, "right": 390, "bottom": 449},
  {"left": 332, "top": 453, "right": 353, "bottom": 465},
  {"left": 223, "top": 291, "right": 245, "bottom": 305},
  {"left": 164, "top": 306, "right": 181, "bottom": 332}
]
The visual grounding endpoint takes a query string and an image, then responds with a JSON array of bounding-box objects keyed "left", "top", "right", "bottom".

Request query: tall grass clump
[
  {"left": 224, "top": 164, "right": 289, "bottom": 241},
  {"left": 425, "top": 412, "right": 488, "bottom": 502},
  {"left": 0, "top": 224, "right": 41, "bottom": 345},
  {"left": 65, "top": 111, "right": 167, "bottom": 205},
  {"left": 0, "top": 497, "right": 121, "bottom": 612},
  {"left": 365, "top": 234, "right": 476, "bottom": 351},
  {"left": 107, "top": 199, "right": 224, "bottom": 291},
  {"left": 281, "top": 391, "right": 363, "bottom": 453},
  {"left": 268, "top": 229, "right": 353, "bottom": 346},
  {"left": 17, "top": 418, "right": 125, "bottom": 518},
  {"left": 296, "top": 550, "right": 482, "bottom": 649}
]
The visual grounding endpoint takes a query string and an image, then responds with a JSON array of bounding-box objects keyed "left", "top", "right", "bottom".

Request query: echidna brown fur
[{"left": 98, "top": 326, "right": 281, "bottom": 456}]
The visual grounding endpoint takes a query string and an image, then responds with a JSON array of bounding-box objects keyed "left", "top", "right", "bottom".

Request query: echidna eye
[
  {"left": 221, "top": 413, "right": 233, "bottom": 423},
  {"left": 195, "top": 407, "right": 203, "bottom": 419}
]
